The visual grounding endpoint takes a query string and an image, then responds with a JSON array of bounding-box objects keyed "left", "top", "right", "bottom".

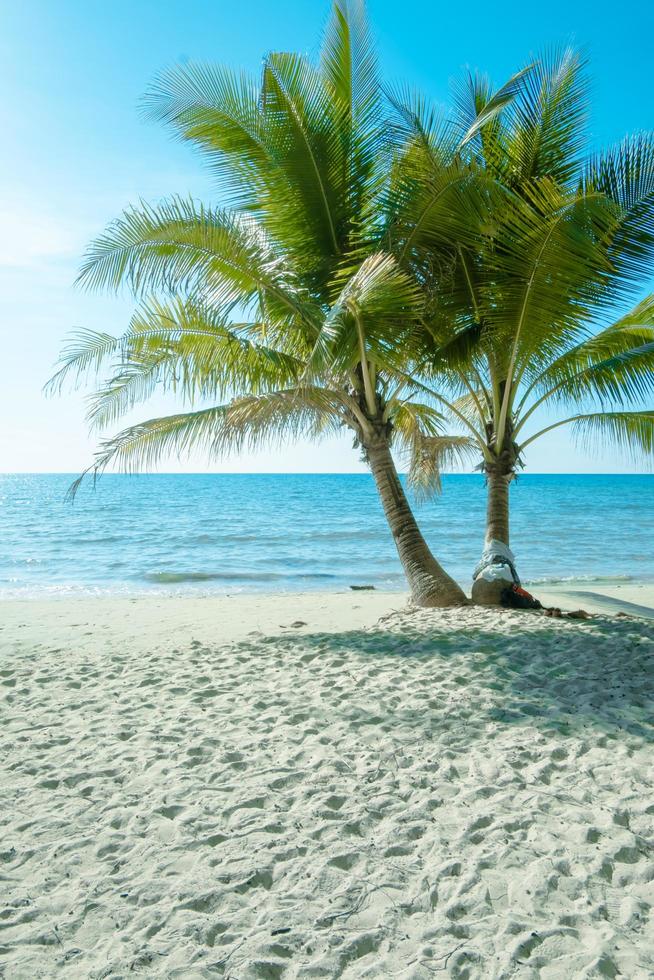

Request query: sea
[{"left": 0, "top": 473, "right": 652, "bottom": 599}]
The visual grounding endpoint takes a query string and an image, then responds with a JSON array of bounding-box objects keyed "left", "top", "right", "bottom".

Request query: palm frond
[
  {"left": 517, "top": 294, "right": 654, "bottom": 415},
  {"left": 385, "top": 84, "right": 459, "bottom": 167},
  {"left": 447, "top": 389, "right": 489, "bottom": 425},
  {"left": 393, "top": 401, "right": 476, "bottom": 498},
  {"left": 584, "top": 133, "right": 654, "bottom": 297},
  {"left": 500, "top": 48, "right": 589, "bottom": 185},
  {"left": 77, "top": 197, "right": 320, "bottom": 333},
  {"left": 74, "top": 386, "right": 346, "bottom": 489},
  {"left": 45, "top": 329, "right": 121, "bottom": 395},
  {"left": 321, "top": 0, "right": 379, "bottom": 132},
  {"left": 262, "top": 52, "right": 343, "bottom": 257},
  {"left": 520, "top": 410, "right": 654, "bottom": 462},
  {"left": 142, "top": 63, "right": 280, "bottom": 211},
  {"left": 570, "top": 410, "right": 654, "bottom": 460},
  {"left": 484, "top": 180, "right": 618, "bottom": 378},
  {"left": 142, "top": 53, "right": 372, "bottom": 281},
  {"left": 83, "top": 298, "right": 304, "bottom": 430},
  {"left": 457, "top": 63, "right": 535, "bottom": 150},
  {"left": 308, "top": 252, "right": 423, "bottom": 377}
]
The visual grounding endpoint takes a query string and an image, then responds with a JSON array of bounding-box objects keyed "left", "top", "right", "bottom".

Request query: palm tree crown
[
  {"left": 388, "top": 51, "right": 654, "bottom": 593},
  {"left": 49, "top": 0, "right": 480, "bottom": 605},
  {"left": 50, "top": 9, "right": 653, "bottom": 606}
]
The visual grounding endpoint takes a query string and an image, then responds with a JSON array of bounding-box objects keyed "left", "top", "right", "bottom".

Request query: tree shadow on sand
[{"left": 240, "top": 613, "right": 654, "bottom": 744}]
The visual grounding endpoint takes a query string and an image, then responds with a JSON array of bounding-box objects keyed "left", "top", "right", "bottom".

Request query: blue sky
[{"left": 1, "top": 0, "right": 652, "bottom": 473}]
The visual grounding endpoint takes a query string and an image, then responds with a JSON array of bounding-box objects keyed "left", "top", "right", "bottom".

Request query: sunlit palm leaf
[
  {"left": 393, "top": 401, "right": 476, "bottom": 498},
  {"left": 569, "top": 410, "right": 654, "bottom": 459},
  {"left": 74, "top": 386, "right": 347, "bottom": 489},
  {"left": 584, "top": 134, "right": 654, "bottom": 296},
  {"left": 45, "top": 329, "right": 121, "bottom": 395},
  {"left": 77, "top": 197, "right": 319, "bottom": 332},
  {"left": 83, "top": 299, "right": 304, "bottom": 430},
  {"left": 308, "top": 252, "right": 423, "bottom": 377}
]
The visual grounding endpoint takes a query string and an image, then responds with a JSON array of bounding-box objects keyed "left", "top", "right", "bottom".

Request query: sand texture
[{"left": 2, "top": 598, "right": 654, "bottom": 978}]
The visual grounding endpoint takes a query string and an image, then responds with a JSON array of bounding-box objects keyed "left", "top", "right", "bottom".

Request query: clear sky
[{"left": 1, "top": 0, "right": 652, "bottom": 474}]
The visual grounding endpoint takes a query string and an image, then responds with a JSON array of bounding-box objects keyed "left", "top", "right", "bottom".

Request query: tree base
[
  {"left": 412, "top": 587, "right": 470, "bottom": 608},
  {"left": 471, "top": 576, "right": 507, "bottom": 606}
]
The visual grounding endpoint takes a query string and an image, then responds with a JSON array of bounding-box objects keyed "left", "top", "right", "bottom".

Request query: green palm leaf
[
  {"left": 82, "top": 300, "right": 304, "bottom": 431},
  {"left": 517, "top": 295, "right": 654, "bottom": 415},
  {"left": 307, "top": 252, "right": 422, "bottom": 378},
  {"left": 142, "top": 64, "right": 278, "bottom": 210},
  {"left": 393, "top": 402, "right": 476, "bottom": 498},
  {"left": 570, "top": 410, "right": 654, "bottom": 459},
  {"left": 77, "top": 197, "right": 319, "bottom": 332},
  {"left": 45, "top": 329, "right": 121, "bottom": 395},
  {"left": 520, "top": 411, "right": 654, "bottom": 462},
  {"left": 321, "top": 0, "right": 379, "bottom": 130},
  {"left": 584, "top": 133, "right": 654, "bottom": 295},
  {"left": 74, "top": 386, "right": 346, "bottom": 488}
]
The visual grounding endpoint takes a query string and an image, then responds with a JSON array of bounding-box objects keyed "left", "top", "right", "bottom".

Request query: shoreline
[
  {"left": 2, "top": 579, "right": 653, "bottom": 649},
  {"left": 1, "top": 591, "right": 402, "bottom": 651}
]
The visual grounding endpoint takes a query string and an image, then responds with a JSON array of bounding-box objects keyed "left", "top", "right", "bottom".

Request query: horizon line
[{"left": 1, "top": 471, "right": 652, "bottom": 478}]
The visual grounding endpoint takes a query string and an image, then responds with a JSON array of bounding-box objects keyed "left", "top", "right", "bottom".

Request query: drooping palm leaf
[
  {"left": 393, "top": 401, "right": 476, "bottom": 498},
  {"left": 583, "top": 134, "right": 654, "bottom": 297},
  {"left": 82, "top": 300, "right": 304, "bottom": 431},
  {"left": 520, "top": 410, "right": 654, "bottom": 462}
]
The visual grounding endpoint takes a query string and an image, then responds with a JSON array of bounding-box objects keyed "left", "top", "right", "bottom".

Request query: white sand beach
[
  {"left": 2, "top": 592, "right": 654, "bottom": 978},
  {"left": 537, "top": 583, "right": 654, "bottom": 621}
]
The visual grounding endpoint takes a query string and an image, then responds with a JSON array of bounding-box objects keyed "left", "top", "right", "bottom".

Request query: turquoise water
[{"left": 0, "top": 473, "right": 652, "bottom": 597}]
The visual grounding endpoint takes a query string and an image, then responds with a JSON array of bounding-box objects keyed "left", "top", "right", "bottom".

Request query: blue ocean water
[{"left": 0, "top": 473, "right": 652, "bottom": 598}]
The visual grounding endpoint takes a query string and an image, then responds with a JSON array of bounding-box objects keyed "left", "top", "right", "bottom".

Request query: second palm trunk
[
  {"left": 364, "top": 435, "right": 468, "bottom": 607},
  {"left": 472, "top": 462, "right": 518, "bottom": 605}
]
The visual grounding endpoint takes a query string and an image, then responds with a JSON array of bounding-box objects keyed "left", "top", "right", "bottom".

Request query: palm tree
[
  {"left": 389, "top": 52, "right": 654, "bottom": 601},
  {"left": 49, "top": 1, "right": 479, "bottom": 607}
]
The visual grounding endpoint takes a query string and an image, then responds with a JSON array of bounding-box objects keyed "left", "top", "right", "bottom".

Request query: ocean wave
[
  {"left": 185, "top": 533, "right": 268, "bottom": 545},
  {"left": 0, "top": 583, "right": 140, "bottom": 600},
  {"left": 74, "top": 535, "right": 124, "bottom": 545},
  {"left": 524, "top": 574, "right": 634, "bottom": 586},
  {"left": 142, "top": 570, "right": 342, "bottom": 584},
  {"left": 183, "top": 529, "right": 386, "bottom": 545}
]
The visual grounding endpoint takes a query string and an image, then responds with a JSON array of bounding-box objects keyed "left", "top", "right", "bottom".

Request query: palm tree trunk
[
  {"left": 471, "top": 463, "right": 516, "bottom": 605},
  {"left": 485, "top": 468, "right": 511, "bottom": 546},
  {"left": 364, "top": 435, "right": 468, "bottom": 607}
]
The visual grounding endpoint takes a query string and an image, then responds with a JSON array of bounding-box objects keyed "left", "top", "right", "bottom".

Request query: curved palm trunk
[{"left": 365, "top": 435, "right": 468, "bottom": 607}]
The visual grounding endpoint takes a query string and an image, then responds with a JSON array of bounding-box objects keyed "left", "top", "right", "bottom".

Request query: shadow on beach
[
  {"left": 234, "top": 612, "right": 654, "bottom": 744},
  {"left": 4, "top": 608, "right": 653, "bottom": 978}
]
